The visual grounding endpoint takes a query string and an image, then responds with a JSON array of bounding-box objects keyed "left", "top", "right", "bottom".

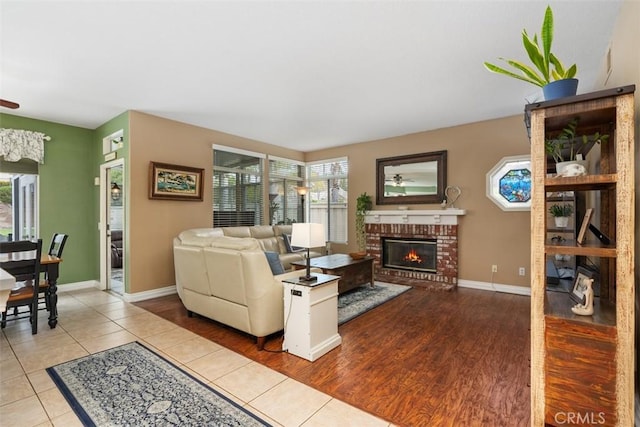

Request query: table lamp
[{"left": 291, "top": 222, "right": 325, "bottom": 282}]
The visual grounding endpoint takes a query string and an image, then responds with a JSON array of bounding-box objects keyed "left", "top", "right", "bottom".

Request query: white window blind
[
  {"left": 307, "top": 158, "right": 348, "bottom": 243},
  {"left": 213, "top": 147, "right": 264, "bottom": 227},
  {"left": 268, "top": 157, "right": 304, "bottom": 225}
]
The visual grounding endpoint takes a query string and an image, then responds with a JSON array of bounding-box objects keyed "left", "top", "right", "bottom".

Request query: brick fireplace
[{"left": 365, "top": 209, "right": 465, "bottom": 290}]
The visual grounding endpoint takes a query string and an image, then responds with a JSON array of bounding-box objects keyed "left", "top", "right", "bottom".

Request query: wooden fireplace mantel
[{"left": 364, "top": 209, "right": 466, "bottom": 225}]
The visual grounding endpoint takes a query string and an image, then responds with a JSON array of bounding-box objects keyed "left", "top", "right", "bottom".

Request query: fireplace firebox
[{"left": 382, "top": 237, "right": 437, "bottom": 273}]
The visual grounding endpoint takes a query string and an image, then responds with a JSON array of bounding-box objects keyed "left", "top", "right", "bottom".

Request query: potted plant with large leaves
[
  {"left": 351, "top": 192, "right": 373, "bottom": 259},
  {"left": 545, "top": 117, "right": 610, "bottom": 176},
  {"left": 484, "top": 5, "right": 578, "bottom": 100}
]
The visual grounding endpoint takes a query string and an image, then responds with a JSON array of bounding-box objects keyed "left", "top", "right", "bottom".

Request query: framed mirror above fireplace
[{"left": 376, "top": 150, "right": 447, "bottom": 205}]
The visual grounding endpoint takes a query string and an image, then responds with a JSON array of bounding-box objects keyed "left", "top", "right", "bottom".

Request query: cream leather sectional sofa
[{"left": 173, "top": 225, "right": 323, "bottom": 349}]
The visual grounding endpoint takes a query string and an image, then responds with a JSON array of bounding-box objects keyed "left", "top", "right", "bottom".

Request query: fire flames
[{"left": 403, "top": 249, "right": 423, "bottom": 264}]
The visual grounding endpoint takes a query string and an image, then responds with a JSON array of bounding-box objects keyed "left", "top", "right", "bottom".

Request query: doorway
[{"left": 100, "top": 160, "right": 125, "bottom": 295}]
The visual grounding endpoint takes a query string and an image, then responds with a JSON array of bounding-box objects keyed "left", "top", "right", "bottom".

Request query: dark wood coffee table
[{"left": 291, "top": 254, "right": 375, "bottom": 294}]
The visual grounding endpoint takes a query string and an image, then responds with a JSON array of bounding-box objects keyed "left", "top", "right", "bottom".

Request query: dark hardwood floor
[{"left": 135, "top": 287, "right": 531, "bottom": 426}]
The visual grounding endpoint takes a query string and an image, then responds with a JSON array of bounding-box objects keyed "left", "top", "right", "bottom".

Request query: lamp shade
[{"left": 291, "top": 223, "right": 325, "bottom": 248}]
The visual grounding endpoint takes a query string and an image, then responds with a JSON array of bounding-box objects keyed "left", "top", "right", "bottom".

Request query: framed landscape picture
[{"left": 149, "top": 162, "right": 204, "bottom": 201}]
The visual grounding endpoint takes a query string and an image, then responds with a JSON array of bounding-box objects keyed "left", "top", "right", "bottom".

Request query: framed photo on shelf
[
  {"left": 577, "top": 208, "right": 594, "bottom": 244},
  {"left": 570, "top": 266, "right": 597, "bottom": 304},
  {"left": 149, "top": 162, "right": 204, "bottom": 201}
]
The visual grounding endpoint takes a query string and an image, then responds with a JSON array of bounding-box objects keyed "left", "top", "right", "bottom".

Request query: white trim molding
[
  {"left": 122, "top": 285, "right": 177, "bottom": 303},
  {"left": 458, "top": 279, "right": 531, "bottom": 296},
  {"left": 365, "top": 209, "right": 465, "bottom": 225}
]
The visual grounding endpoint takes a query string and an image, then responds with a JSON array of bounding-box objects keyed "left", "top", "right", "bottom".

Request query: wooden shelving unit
[{"left": 527, "top": 85, "right": 635, "bottom": 426}]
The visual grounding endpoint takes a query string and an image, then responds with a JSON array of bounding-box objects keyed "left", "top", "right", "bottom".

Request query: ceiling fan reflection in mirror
[
  {"left": 0, "top": 99, "right": 20, "bottom": 109},
  {"left": 385, "top": 174, "right": 415, "bottom": 186}
]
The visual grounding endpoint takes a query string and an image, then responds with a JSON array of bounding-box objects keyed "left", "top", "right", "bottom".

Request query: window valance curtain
[{"left": 0, "top": 128, "right": 51, "bottom": 163}]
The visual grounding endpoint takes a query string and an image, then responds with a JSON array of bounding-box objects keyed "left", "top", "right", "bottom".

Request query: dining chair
[
  {"left": 40, "top": 233, "right": 68, "bottom": 310},
  {"left": 0, "top": 239, "right": 43, "bottom": 334}
]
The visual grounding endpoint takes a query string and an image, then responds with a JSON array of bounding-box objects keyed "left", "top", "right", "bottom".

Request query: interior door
[{"left": 100, "top": 160, "right": 125, "bottom": 295}]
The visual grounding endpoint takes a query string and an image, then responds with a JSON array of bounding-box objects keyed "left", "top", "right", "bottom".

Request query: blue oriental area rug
[
  {"left": 47, "top": 342, "right": 270, "bottom": 427},
  {"left": 338, "top": 282, "right": 411, "bottom": 325}
]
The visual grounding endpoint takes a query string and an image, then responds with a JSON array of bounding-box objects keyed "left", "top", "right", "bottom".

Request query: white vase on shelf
[{"left": 554, "top": 216, "right": 570, "bottom": 228}]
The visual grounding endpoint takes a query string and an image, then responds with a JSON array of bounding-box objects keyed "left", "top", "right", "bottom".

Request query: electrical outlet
[
  {"left": 491, "top": 265, "right": 498, "bottom": 273},
  {"left": 291, "top": 289, "right": 302, "bottom": 297},
  {"left": 519, "top": 267, "right": 526, "bottom": 276}
]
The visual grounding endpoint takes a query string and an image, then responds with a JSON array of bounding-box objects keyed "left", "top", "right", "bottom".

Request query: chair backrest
[
  {"left": 48, "top": 233, "right": 68, "bottom": 258},
  {"left": 0, "top": 239, "right": 43, "bottom": 282}
]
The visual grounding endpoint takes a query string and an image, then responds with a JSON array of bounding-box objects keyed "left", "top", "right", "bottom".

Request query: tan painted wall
[
  {"left": 597, "top": 0, "right": 639, "bottom": 286},
  {"left": 126, "top": 1, "right": 638, "bottom": 294},
  {"left": 307, "top": 115, "right": 533, "bottom": 287},
  {"left": 128, "top": 111, "right": 303, "bottom": 293}
]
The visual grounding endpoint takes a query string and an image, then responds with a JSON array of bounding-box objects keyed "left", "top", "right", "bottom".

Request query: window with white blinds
[
  {"left": 307, "top": 158, "right": 348, "bottom": 243},
  {"left": 268, "top": 157, "right": 304, "bottom": 225},
  {"left": 213, "top": 146, "right": 264, "bottom": 227}
]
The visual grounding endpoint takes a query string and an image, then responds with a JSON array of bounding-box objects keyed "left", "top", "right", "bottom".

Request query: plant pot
[
  {"left": 556, "top": 160, "right": 588, "bottom": 177},
  {"left": 554, "top": 216, "right": 570, "bottom": 228},
  {"left": 543, "top": 78, "right": 578, "bottom": 101}
]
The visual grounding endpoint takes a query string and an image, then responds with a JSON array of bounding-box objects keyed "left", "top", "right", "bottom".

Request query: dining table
[
  {"left": 0, "top": 267, "right": 16, "bottom": 313},
  {"left": 0, "top": 252, "right": 62, "bottom": 328}
]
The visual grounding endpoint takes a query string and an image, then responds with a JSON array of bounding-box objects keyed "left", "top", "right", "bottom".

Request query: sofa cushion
[
  {"left": 258, "top": 236, "right": 281, "bottom": 253},
  {"left": 178, "top": 228, "right": 225, "bottom": 247},
  {"left": 264, "top": 251, "right": 284, "bottom": 275},
  {"left": 210, "top": 236, "right": 260, "bottom": 251}
]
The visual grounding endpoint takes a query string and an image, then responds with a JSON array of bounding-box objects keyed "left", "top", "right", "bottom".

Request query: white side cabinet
[{"left": 282, "top": 273, "right": 341, "bottom": 361}]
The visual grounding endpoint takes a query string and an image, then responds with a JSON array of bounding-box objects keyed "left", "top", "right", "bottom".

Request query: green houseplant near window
[
  {"left": 352, "top": 192, "right": 373, "bottom": 258},
  {"left": 484, "top": 5, "right": 578, "bottom": 100}
]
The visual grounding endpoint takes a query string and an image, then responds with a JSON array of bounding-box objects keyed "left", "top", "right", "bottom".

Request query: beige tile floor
[{"left": 0, "top": 287, "right": 392, "bottom": 427}]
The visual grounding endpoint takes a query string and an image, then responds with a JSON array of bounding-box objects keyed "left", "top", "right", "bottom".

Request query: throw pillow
[
  {"left": 283, "top": 234, "right": 304, "bottom": 253},
  {"left": 264, "top": 251, "right": 285, "bottom": 275}
]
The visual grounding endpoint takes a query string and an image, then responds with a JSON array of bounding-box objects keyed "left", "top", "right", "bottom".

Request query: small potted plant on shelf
[
  {"left": 548, "top": 203, "right": 573, "bottom": 228},
  {"left": 545, "top": 117, "right": 610, "bottom": 176},
  {"left": 484, "top": 5, "right": 578, "bottom": 100},
  {"left": 351, "top": 192, "right": 373, "bottom": 259}
]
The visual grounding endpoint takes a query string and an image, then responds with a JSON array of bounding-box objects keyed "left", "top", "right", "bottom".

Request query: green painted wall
[{"left": 0, "top": 113, "right": 96, "bottom": 284}]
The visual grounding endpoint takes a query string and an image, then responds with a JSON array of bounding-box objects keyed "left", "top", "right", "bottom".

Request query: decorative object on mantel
[
  {"left": 486, "top": 155, "right": 531, "bottom": 211},
  {"left": 484, "top": 5, "right": 578, "bottom": 101},
  {"left": 0, "top": 128, "right": 51, "bottom": 163},
  {"left": 440, "top": 185, "right": 461, "bottom": 209},
  {"left": 352, "top": 192, "right": 373, "bottom": 259}
]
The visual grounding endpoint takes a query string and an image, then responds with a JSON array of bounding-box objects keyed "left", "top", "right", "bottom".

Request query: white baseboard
[
  {"left": 122, "top": 285, "right": 177, "bottom": 303},
  {"left": 55, "top": 281, "right": 177, "bottom": 302},
  {"left": 458, "top": 279, "right": 531, "bottom": 296},
  {"left": 57, "top": 280, "right": 100, "bottom": 292}
]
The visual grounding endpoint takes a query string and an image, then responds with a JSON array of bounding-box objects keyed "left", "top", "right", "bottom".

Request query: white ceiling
[{"left": 0, "top": 1, "right": 622, "bottom": 152}]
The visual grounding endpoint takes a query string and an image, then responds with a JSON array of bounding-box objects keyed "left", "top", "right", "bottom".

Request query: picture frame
[
  {"left": 570, "top": 266, "right": 597, "bottom": 304},
  {"left": 576, "top": 208, "right": 594, "bottom": 244},
  {"left": 149, "top": 162, "right": 204, "bottom": 201}
]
